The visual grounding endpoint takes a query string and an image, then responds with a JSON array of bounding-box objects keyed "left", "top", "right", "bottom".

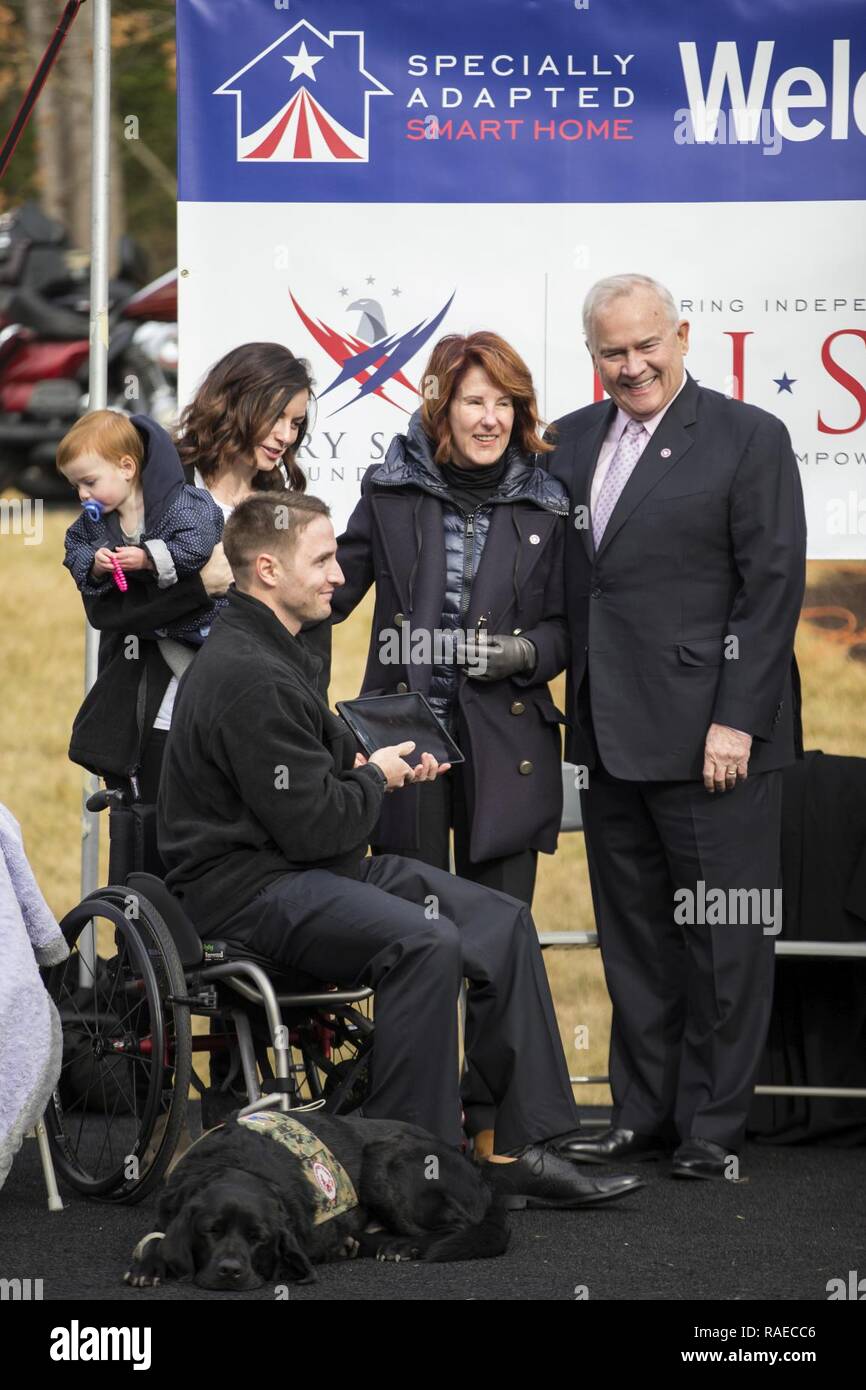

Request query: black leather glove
[{"left": 465, "top": 633, "right": 537, "bottom": 682}]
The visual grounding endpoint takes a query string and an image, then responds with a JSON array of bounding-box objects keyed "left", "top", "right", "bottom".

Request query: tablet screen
[{"left": 336, "top": 692, "right": 464, "bottom": 767}]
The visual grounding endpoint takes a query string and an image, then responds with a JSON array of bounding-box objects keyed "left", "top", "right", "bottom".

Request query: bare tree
[
  {"left": 22, "top": 0, "right": 66, "bottom": 221},
  {"left": 20, "top": 2, "right": 126, "bottom": 268},
  {"left": 60, "top": 6, "right": 93, "bottom": 253}
]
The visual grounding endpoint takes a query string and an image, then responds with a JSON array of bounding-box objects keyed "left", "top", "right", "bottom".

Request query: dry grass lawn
[{"left": 2, "top": 499, "right": 865, "bottom": 1105}]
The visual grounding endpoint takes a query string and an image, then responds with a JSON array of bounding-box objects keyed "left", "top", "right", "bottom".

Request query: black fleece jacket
[{"left": 157, "top": 587, "right": 385, "bottom": 934}]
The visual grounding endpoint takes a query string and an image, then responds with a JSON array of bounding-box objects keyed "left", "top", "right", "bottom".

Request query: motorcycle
[{"left": 0, "top": 202, "right": 178, "bottom": 500}]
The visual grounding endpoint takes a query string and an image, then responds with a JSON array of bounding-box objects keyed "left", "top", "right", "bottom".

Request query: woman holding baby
[{"left": 64, "top": 342, "right": 318, "bottom": 802}]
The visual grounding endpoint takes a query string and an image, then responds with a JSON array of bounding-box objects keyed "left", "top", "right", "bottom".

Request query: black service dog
[{"left": 124, "top": 1110, "right": 509, "bottom": 1290}]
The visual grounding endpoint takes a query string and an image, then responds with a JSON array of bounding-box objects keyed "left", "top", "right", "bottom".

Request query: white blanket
[{"left": 0, "top": 802, "right": 69, "bottom": 1190}]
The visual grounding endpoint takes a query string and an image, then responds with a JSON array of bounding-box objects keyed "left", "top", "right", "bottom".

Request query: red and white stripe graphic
[{"left": 241, "top": 87, "right": 366, "bottom": 161}]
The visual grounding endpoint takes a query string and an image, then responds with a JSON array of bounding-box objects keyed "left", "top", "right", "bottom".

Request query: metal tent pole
[{"left": 79, "top": 0, "right": 112, "bottom": 979}]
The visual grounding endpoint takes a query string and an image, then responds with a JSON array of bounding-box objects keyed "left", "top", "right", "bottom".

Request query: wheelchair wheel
[
  {"left": 293, "top": 998, "right": 374, "bottom": 1114},
  {"left": 44, "top": 886, "right": 192, "bottom": 1204}
]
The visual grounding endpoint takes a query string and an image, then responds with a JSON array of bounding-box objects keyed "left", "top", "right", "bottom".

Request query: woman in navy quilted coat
[{"left": 332, "top": 331, "right": 570, "bottom": 909}]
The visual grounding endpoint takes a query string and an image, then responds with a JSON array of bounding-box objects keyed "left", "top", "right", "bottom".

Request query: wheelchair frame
[{"left": 44, "top": 786, "right": 374, "bottom": 1205}]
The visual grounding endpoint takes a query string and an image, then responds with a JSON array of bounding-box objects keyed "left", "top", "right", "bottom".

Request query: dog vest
[{"left": 237, "top": 1111, "right": 358, "bottom": 1225}]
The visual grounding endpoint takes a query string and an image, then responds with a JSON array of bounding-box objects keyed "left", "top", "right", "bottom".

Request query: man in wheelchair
[{"left": 156, "top": 492, "right": 640, "bottom": 1209}]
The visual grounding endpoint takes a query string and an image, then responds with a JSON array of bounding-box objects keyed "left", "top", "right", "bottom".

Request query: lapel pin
[
  {"left": 660, "top": 447, "right": 672, "bottom": 458},
  {"left": 529, "top": 533, "right": 540, "bottom": 544}
]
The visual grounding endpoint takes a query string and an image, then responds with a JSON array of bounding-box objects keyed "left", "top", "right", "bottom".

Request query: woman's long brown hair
[{"left": 175, "top": 343, "right": 314, "bottom": 492}]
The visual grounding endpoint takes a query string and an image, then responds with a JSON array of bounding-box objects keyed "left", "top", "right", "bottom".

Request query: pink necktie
[{"left": 592, "top": 419, "right": 647, "bottom": 549}]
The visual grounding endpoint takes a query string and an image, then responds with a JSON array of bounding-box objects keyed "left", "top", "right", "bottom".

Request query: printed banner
[{"left": 177, "top": 0, "right": 866, "bottom": 555}]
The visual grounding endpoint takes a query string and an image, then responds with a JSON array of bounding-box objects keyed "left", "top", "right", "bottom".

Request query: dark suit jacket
[{"left": 546, "top": 374, "right": 807, "bottom": 780}]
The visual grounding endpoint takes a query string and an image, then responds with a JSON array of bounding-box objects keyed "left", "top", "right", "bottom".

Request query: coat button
[
  {"left": 510, "top": 701, "right": 526, "bottom": 715},
  {"left": 394, "top": 612, "right": 405, "bottom": 625},
  {"left": 518, "top": 760, "right": 533, "bottom": 775},
  {"left": 529, "top": 533, "right": 540, "bottom": 545},
  {"left": 590, "top": 587, "right": 602, "bottom": 599},
  {"left": 396, "top": 682, "right": 408, "bottom": 694},
  {"left": 512, "top": 627, "right": 523, "bottom": 635}
]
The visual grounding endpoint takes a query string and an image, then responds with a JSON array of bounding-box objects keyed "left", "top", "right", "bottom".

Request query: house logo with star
[{"left": 214, "top": 19, "right": 391, "bottom": 163}]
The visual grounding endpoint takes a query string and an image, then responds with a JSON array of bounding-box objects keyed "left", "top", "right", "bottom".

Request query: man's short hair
[
  {"left": 56, "top": 409, "right": 144, "bottom": 475},
  {"left": 223, "top": 492, "right": 330, "bottom": 582},
  {"left": 582, "top": 274, "right": 679, "bottom": 350}
]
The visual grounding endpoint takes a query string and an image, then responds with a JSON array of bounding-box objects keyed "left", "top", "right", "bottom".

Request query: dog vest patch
[{"left": 237, "top": 1112, "right": 358, "bottom": 1225}]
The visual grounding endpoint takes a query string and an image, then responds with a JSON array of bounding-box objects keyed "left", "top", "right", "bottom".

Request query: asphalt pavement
[{"left": 3, "top": 1133, "right": 863, "bottom": 1303}]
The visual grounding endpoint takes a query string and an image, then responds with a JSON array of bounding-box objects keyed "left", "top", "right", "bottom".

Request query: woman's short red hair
[{"left": 418, "top": 331, "right": 552, "bottom": 465}]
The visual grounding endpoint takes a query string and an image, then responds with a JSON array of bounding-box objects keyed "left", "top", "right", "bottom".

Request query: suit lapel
[
  {"left": 369, "top": 490, "right": 445, "bottom": 612},
  {"left": 468, "top": 505, "right": 559, "bottom": 631},
  {"left": 369, "top": 488, "right": 446, "bottom": 634},
  {"left": 595, "top": 375, "right": 699, "bottom": 559}
]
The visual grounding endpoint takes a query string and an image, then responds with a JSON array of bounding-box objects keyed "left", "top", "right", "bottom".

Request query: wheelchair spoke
[
  {"left": 57, "top": 1031, "right": 96, "bottom": 1076},
  {"left": 98, "top": 1050, "right": 140, "bottom": 1177},
  {"left": 108, "top": 1053, "right": 141, "bottom": 1117},
  {"left": 93, "top": 1067, "right": 116, "bottom": 1174},
  {"left": 71, "top": 1057, "right": 101, "bottom": 1152},
  {"left": 68, "top": 1050, "right": 113, "bottom": 1124},
  {"left": 56, "top": 962, "right": 99, "bottom": 1042},
  {"left": 76, "top": 946, "right": 97, "bottom": 985},
  {"left": 100, "top": 948, "right": 126, "bottom": 1021}
]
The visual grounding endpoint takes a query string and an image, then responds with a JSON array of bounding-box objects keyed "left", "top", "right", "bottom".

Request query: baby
[{"left": 59, "top": 409, "right": 225, "bottom": 645}]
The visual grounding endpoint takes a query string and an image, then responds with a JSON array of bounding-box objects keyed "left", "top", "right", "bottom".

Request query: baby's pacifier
[{"left": 82, "top": 499, "right": 104, "bottom": 522}]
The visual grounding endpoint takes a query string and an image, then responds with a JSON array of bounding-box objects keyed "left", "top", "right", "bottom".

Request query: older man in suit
[{"left": 548, "top": 274, "right": 807, "bottom": 1177}]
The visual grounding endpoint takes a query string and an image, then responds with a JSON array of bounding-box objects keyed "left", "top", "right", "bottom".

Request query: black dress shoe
[
  {"left": 482, "top": 1146, "right": 644, "bottom": 1209},
  {"left": 670, "top": 1138, "right": 733, "bottom": 1180},
  {"left": 555, "top": 1127, "right": 669, "bottom": 1164}
]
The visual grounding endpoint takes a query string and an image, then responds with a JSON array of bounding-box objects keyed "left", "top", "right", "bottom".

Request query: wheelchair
[{"left": 43, "top": 784, "right": 375, "bottom": 1205}]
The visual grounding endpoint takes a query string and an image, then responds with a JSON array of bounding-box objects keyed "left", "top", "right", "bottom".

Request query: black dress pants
[
  {"left": 582, "top": 760, "right": 782, "bottom": 1152},
  {"left": 216, "top": 852, "right": 578, "bottom": 1151},
  {"left": 374, "top": 769, "right": 539, "bottom": 1135}
]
